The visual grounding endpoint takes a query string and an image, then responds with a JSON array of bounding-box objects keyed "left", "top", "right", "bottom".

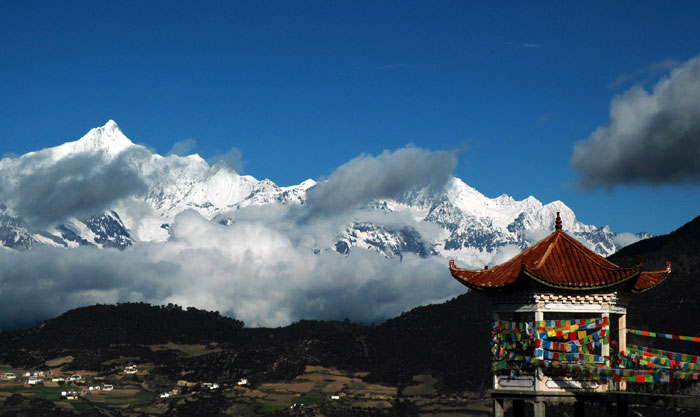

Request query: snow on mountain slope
[
  {"left": 29, "top": 120, "right": 135, "bottom": 164},
  {"left": 0, "top": 121, "right": 646, "bottom": 265},
  {"left": 330, "top": 177, "right": 628, "bottom": 268}
]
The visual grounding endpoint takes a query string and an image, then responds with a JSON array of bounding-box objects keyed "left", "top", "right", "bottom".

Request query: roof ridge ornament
[{"left": 555, "top": 212, "right": 562, "bottom": 231}]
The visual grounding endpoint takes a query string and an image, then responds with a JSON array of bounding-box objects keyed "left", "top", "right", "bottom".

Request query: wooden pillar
[
  {"left": 618, "top": 314, "right": 627, "bottom": 391},
  {"left": 493, "top": 398, "right": 505, "bottom": 417},
  {"left": 533, "top": 400, "right": 545, "bottom": 417},
  {"left": 602, "top": 312, "right": 610, "bottom": 365},
  {"left": 513, "top": 399, "right": 525, "bottom": 417},
  {"left": 574, "top": 401, "right": 584, "bottom": 417},
  {"left": 602, "top": 312, "right": 611, "bottom": 391},
  {"left": 492, "top": 311, "right": 500, "bottom": 390},
  {"left": 535, "top": 309, "right": 545, "bottom": 392},
  {"left": 618, "top": 314, "right": 627, "bottom": 354}
]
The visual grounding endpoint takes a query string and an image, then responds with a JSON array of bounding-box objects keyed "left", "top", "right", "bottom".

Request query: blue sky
[{"left": 2, "top": 1, "right": 700, "bottom": 235}]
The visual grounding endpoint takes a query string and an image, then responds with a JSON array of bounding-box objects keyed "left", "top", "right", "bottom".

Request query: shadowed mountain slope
[{"left": 609, "top": 214, "right": 700, "bottom": 354}]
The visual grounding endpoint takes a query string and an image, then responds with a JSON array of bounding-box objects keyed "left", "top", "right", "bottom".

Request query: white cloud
[
  {"left": 523, "top": 228, "right": 550, "bottom": 244},
  {"left": 0, "top": 209, "right": 463, "bottom": 330},
  {"left": 0, "top": 145, "right": 465, "bottom": 329},
  {"left": 207, "top": 147, "right": 245, "bottom": 173},
  {"left": 613, "top": 232, "right": 643, "bottom": 249},
  {"left": 488, "top": 244, "right": 521, "bottom": 267},
  {"left": 167, "top": 138, "right": 197, "bottom": 156},
  {"left": 608, "top": 58, "right": 681, "bottom": 89},
  {"left": 304, "top": 146, "right": 457, "bottom": 219}
]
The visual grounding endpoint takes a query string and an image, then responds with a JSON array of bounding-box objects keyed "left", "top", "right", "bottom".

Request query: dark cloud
[
  {"left": 572, "top": 54, "right": 700, "bottom": 188},
  {"left": 207, "top": 147, "right": 245, "bottom": 173},
  {"left": 0, "top": 245, "right": 179, "bottom": 330},
  {"left": 0, "top": 150, "right": 147, "bottom": 227},
  {"left": 305, "top": 146, "right": 457, "bottom": 218}
]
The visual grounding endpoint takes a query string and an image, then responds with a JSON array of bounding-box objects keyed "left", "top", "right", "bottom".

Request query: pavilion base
[{"left": 490, "top": 389, "right": 700, "bottom": 417}]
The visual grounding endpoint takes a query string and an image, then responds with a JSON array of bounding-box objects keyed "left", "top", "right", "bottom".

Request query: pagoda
[{"left": 449, "top": 213, "right": 671, "bottom": 417}]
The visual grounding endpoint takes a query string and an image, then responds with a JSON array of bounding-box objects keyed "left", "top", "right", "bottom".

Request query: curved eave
[
  {"left": 448, "top": 259, "right": 520, "bottom": 291},
  {"left": 632, "top": 281, "right": 662, "bottom": 293},
  {"left": 632, "top": 262, "right": 672, "bottom": 293},
  {"left": 449, "top": 273, "right": 518, "bottom": 292},
  {"left": 522, "top": 267, "right": 642, "bottom": 291}
]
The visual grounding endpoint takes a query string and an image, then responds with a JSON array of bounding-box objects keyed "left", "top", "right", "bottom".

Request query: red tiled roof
[
  {"left": 633, "top": 262, "right": 672, "bottom": 293},
  {"left": 449, "top": 213, "right": 671, "bottom": 292}
]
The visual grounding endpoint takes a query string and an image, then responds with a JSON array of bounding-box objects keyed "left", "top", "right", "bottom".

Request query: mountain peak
[
  {"left": 299, "top": 179, "right": 317, "bottom": 190},
  {"left": 86, "top": 119, "right": 125, "bottom": 139},
  {"left": 103, "top": 119, "right": 120, "bottom": 131},
  {"left": 19, "top": 120, "right": 136, "bottom": 165},
  {"left": 72, "top": 120, "right": 134, "bottom": 158}
]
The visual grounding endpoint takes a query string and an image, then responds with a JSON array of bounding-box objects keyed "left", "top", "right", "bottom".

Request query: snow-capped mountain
[
  {"left": 0, "top": 209, "right": 133, "bottom": 250},
  {"left": 0, "top": 121, "right": 647, "bottom": 263}
]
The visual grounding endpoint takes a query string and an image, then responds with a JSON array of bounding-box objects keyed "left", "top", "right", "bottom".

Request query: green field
[
  {"left": 0, "top": 382, "right": 159, "bottom": 412},
  {"left": 299, "top": 396, "right": 324, "bottom": 405},
  {"left": 71, "top": 401, "right": 94, "bottom": 412},
  {"left": 263, "top": 404, "right": 289, "bottom": 412},
  {"left": 0, "top": 384, "right": 66, "bottom": 401}
]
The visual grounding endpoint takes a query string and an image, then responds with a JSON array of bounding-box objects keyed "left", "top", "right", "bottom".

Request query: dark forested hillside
[
  {"left": 609, "top": 215, "right": 700, "bottom": 334},
  {"left": 608, "top": 215, "right": 700, "bottom": 357},
  {"left": 0, "top": 292, "right": 492, "bottom": 393},
  {"left": 0, "top": 303, "right": 244, "bottom": 371}
]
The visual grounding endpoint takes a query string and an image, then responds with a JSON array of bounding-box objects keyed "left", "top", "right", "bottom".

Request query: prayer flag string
[
  {"left": 628, "top": 328, "right": 700, "bottom": 342},
  {"left": 490, "top": 319, "right": 700, "bottom": 383}
]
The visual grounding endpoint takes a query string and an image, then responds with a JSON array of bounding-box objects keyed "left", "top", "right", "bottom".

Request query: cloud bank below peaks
[
  {"left": 0, "top": 208, "right": 463, "bottom": 330},
  {"left": 572, "top": 53, "right": 700, "bottom": 188}
]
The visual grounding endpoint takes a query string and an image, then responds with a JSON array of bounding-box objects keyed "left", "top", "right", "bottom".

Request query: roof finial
[{"left": 555, "top": 212, "right": 562, "bottom": 231}]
